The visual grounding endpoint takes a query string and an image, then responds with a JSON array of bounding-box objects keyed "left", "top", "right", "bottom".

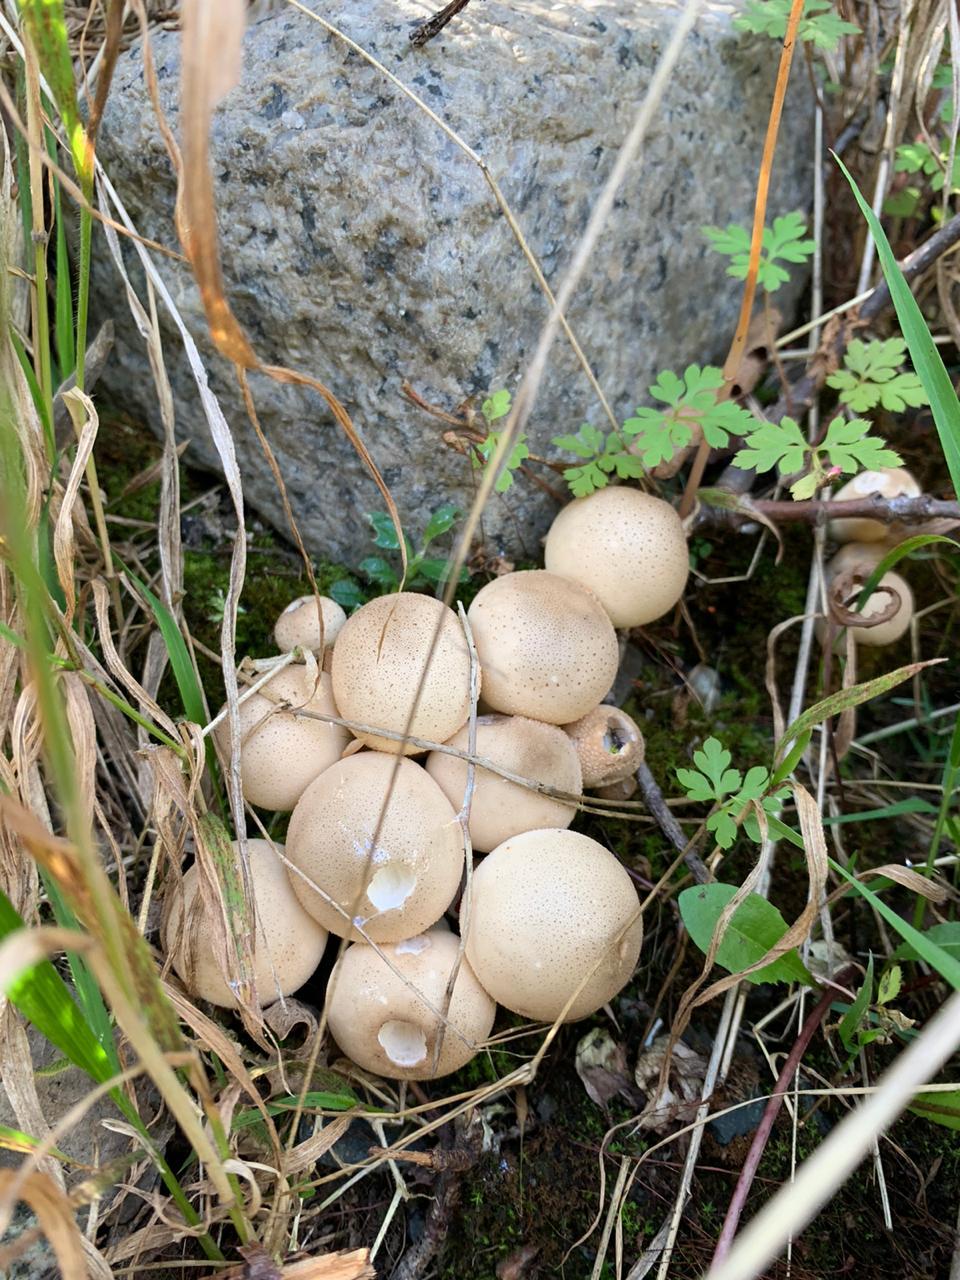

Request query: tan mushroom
[
  {"left": 214, "top": 663, "right": 349, "bottom": 812},
  {"left": 563, "top": 706, "right": 645, "bottom": 787},
  {"left": 466, "top": 571, "right": 618, "bottom": 724},
  {"left": 331, "top": 592, "right": 472, "bottom": 754},
  {"left": 827, "top": 467, "right": 920, "bottom": 544},
  {"left": 285, "top": 751, "right": 463, "bottom": 942},
  {"left": 327, "top": 929, "right": 495, "bottom": 1079},
  {"left": 164, "top": 839, "right": 327, "bottom": 1009},
  {"left": 820, "top": 545, "right": 915, "bottom": 648},
  {"left": 425, "top": 714, "right": 582, "bottom": 853},
  {"left": 274, "top": 594, "right": 347, "bottom": 656},
  {"left": 544, "top": 487, "right": 689, "bottom": 627},
  {"left": 464, "top": 828, "right": 643, "bottom": 1023}
]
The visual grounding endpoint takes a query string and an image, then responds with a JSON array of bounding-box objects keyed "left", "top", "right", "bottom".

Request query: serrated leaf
[
  {"left": 877, "top": 964, "right": 902, "bottom": 1005},
  {"left": 481, "top": 388, "right": 511, "bottom": 423},
  {"left": 734, "top": 0, "right": 859, "bottom": 51},
  {"left": 564, "top": 463, "right": 608, "bottom": 498},
  {"left": 706, "top": 808, "right": 739, "bottom": 849},
  {"left": 679, "top": 883, "right": 813, "bottom": 986},
  {"left": 358, "top": 555, "right": 398, "bottom": 588},
  {"left": 733, "top": 415, "right": 809, "bottom": 476},
  {"left": 893, "top": 922, "right": 960, "bottom": 967}
]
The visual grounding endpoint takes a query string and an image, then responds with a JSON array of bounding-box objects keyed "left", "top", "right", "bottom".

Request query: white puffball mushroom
[
  {"left": 164, "top": 839, "right": 327, "bottom": 1009},
  {"left": 563, "top": 705, "right": 645, "bottom": 788},
  {"left": 425, "top": 714, "right": 582, "bottom": 853},
  {"left": 465, "top": 828, "right": 643, "bottom": 1023},
  {"left": 327, "top": 929, "right": 495, "bottom": 1079},
  {"left": 274, "top": 594, "right": 347, "bottom": 655},
  {"left": 214, "top": 664, "right": 350, "bottom": 812},
  {"left": 544, "top": 487, "right": 689, "bottom": 627},
  {"left": 827, "top": 467, "right": 920, "bottom": 544},
  {"left": 820, "top": 545, "right": 915, "bottom": 648},
  {"left": 467, "top": 571, "right": 618, "bottom": 724},
  {"left": 331, "top": 592, "right": 472, "bottom": 754},
  {"left": 285, "top": 752, "right": 464, "bottom": 942}
]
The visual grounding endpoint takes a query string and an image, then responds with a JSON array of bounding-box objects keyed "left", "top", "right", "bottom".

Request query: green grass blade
[
  {"left": 0, "top": 889, "right": 114, "bottom": 1084},
  {"left": 856, "top": 534, "right": 958, "bottom": 609},
  {"left": 836, "top": 154, "right": 960, "bottom": 497},
  {"left": 123, "top": 566, "right": 206, "bottom": 725},
  {"left": 53, "top": 186, "right": 74, "bottom": 381},
  {"left": 829, "top": 858, "right": 960, "bottom": 988}
]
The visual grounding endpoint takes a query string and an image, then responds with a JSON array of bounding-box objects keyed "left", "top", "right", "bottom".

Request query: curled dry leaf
[
  {"left": 575, "top": 1027, "right": 635, "bottom": 1109},
  {"left": 634, "top": 1035, "right": 708, "bottom": 1133},
  {"left": 0, "top": 1168, "right": 86, "bottom": 1280},
  {"left": 829, "top": 569, "right": 902, "bottom": 631}
]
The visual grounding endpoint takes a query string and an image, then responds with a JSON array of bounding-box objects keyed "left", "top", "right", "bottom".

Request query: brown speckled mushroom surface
[
  {"left": 326, "top": 929, "right": 495, "bottom": 1080},
  {"left": 466, "top": 571, "right": 618, "bottom": 724},
  {"left": 214, "top": 664, "right": 349, "bottom": 812},
  {"left": 464, "top": 827, "right": 643, "bottom": 1023},
  {"left": 425, "top": 714, "right": 582, "bottom": 852},
  {"left": 285, "top": 751, "right": 463, "bottom": 942},
  {"left": 164, "top": 839, "right": 328, "bottom": 1009},
  {"left": 274, "top": 594, "right": 347, "bottom": 655},
  {"left": 544, "top": 487, "right": 689, "bottom": 627},
  {"left": 331, "top": 592, "right": 472, "bottom": 754},
  {"left": 563, "top": 705, "right": 645, "bottom": 787}
]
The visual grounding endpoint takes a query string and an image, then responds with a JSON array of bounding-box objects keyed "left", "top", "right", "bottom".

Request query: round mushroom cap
[
  {"left": 214, "top": 664, "right": 350, "bottom": 812},
  {"left": 820, "top": 548, "right": 915, "bottom": 648},
  {"left": 164, "top": 839, "right": 328, "bottom": 1009},
  {"left": 274, "top": 595, "right": 347, "bottom": 654},
  {"left": 465, "top": 829, "right": 643, "bottom": 1023},
  {"left": 331, "top": 593, "right": 472, "bottom": 754},
  {"left": 544, "top": 487, "right": 689, "bottom": 627},
  {"left": 285, "top": 752, "right": 464, "bottom": 942},
  {"left": 563, "top": 706, "right": 645, "bottom": 787},
  {"left": 327, "top": 929, "right": 495, "bottom": 1080},
  {"left": 425, "top": 715, "right": 582, "bottom": 853},
  {"left": 828, "top": 468, "right": 920, "bottom": 544},
  {"left": 466, "top": 571, "right": 618, "bottom": 724}
]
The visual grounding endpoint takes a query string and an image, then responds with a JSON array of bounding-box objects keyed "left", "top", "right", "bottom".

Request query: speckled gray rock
[{"left": 93, "top": 1, "right": 813, "bottom": 563}]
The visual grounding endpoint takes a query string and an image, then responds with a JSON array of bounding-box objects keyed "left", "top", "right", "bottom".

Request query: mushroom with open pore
[
  {"left": 426, "top": 714, "right": 582, "bottom": 852},
  {"left": 820, "top": 544, "right": 915, "bottom": 648},
  {"left": 331, "top": 592, "right": 472, "bottom": 754},
  {"left": 214, "top": 662, "right": 350, "bottom": 812},
  {"left": 285, "top": 752, "right": 464, "bottom": 942},
  {"left": 164, "top": 839, "right": 328, "bottom": 1009},
  {"left": 327, "top": 929, "right": 495, "bottom": 1079},
  {"left": 544, "top": 486, "right": 689, "bottom": 627},
  {"left": 465, "top": 828, "right": 643, "bottom": 1023},
  {"left": 563, "top": 705, "right": 645, "bottom": 788},
  {"left": 466, "top": 571, "right": 618, "bottom": 724}
]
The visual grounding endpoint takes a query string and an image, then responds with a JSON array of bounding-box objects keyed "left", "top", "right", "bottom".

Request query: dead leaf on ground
[
  {"left": 634, "top": 1035, "right": 708, "bottom": 1133},
  {"left": 575, "top": 1028, "right": 636, "bottom": 1109},
  {"left": 497, "top": 1242, "right": 541, "bottom": 1280}
]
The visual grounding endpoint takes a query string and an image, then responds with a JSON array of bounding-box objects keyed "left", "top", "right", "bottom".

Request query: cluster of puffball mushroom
[{"left": 163, "top": 486, "right": 691, "bottom": 1081}]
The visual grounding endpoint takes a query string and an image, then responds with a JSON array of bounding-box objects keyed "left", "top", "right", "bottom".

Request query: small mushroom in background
[
  {"left": 274, "top": 594, "right": 347, "bottom": 664},
  {"left": 326, "top": 929, "right": 495, "bottom": 1080},
  {"left": 425, "top": 714, "right": 582, "bottom": 852},
  {"left": 214, "top": 663, "right": 350, "bottom": 812},
  {"left": 331, "top": 592, "right": 472, "bottom": 754},
  {"left": 164, "top": 839, "right": 327, "bottom": 1009},
  {"left": 819, "top": 544, "right": 915, "bottom": 648},
  {"left": 827, "top": 467, "right": 920, "bottom": 544},
  {"left": 466, "top": 570, "right": 619, "bottom": 724},
  {"left": 563, "top": 705, "right": 645, "bottom": 788},
  {"left": 464, "top": 828, "right": 643, "bottom": 1023},
  {"left": 543, "top": 486, "right": 689, "bottom": 627},
  {"left": 285, "top": 751, "right": 464, "bottom": 942}
]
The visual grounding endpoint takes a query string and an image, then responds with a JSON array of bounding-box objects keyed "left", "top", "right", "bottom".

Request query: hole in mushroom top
[
  {"left": 603, "top": 720, "right": 630, "bottom": 756},
  {"left": 367, "top": 863, "right": 417, "bottom": 913},
  {"left": 378, "top": 1020, "right": 428, "bottom": 1068}
]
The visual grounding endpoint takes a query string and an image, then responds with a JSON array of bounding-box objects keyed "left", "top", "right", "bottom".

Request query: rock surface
[{"left": 94, "top": 1, "right": 813, "bottom": 563}]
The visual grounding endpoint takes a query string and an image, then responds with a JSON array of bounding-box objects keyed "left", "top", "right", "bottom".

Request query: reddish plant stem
[
  {"left": 696, "top": 492, "right": 960, "bottom": 530},
  {"left": 709, "top": 965, "right": 858, "bottom": 1271}
]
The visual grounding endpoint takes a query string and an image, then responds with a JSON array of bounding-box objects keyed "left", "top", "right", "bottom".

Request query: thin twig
[
  {"left": 635, "top": 761, "right": 709, "bottom": 884},
  {"left": 697, "top": 492, "right": 960, "bottom": 530}
]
